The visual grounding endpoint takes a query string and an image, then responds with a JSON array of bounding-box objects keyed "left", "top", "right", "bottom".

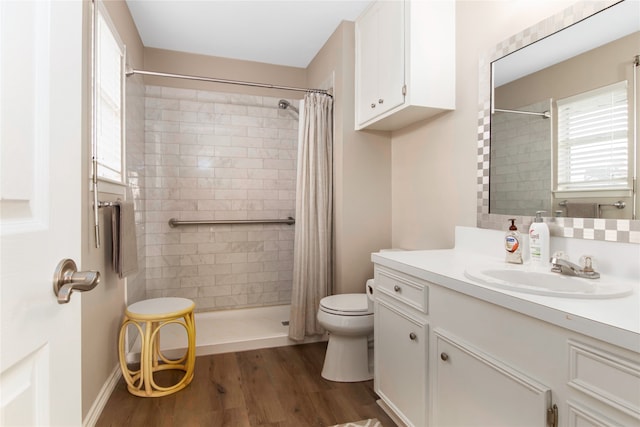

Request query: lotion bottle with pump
[
  {"left": 505, "top": 219, "right": 523, "bottom": 264},
  {"left": 529, "top": 211, "right": 549, "bottom": 268}
]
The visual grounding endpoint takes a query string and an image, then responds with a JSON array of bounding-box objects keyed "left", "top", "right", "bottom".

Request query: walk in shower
[
  {"left": 144, "top": 85, "right": 299, "bottom": 310},
  {"left": 139, "top": 85, "right": 314, "bottom": 353}
]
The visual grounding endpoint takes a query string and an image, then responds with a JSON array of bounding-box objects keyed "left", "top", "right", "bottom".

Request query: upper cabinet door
[
  {"left": 376, "top": 0, "right": 405, "bottom": 117},
  {"left": 355, "top": 0, "right": 455, "bottom": 131},
  {"left": 355, "top": 2, "right": 381, "bottom": 124}
]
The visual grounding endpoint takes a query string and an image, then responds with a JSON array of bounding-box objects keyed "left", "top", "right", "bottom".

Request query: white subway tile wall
[
  {"left": 143, "top": 86, "right": 299, "bottom": 312},
  {"left": 490, "top": 100, "right": 552, "bottom": 216}
]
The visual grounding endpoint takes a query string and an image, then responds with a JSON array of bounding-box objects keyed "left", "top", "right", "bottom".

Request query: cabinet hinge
[
  {"left": 402, "top": 84, "right": 407, "bottom": 97},
  {"left": 546, "top": 404, "right": 558, "bottom": 427}
]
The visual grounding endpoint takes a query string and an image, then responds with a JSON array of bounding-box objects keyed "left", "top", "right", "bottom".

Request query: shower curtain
[{"left": 288, "top": 92, "right": 334, "bottom": 341}]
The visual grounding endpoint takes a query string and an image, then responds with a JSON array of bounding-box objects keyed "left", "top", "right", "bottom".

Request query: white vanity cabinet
[
  {"left": 372, "top": 262, "right": 640, "bottom": 427},
  {"left": 433, "top": 329, "right": 552, "bottom": 427},
  {"left": 354, "top": 0, "right": 455, "bottom": 131},
  {"left": 374, "top": 268, "right": 429, "bottom": 427}
]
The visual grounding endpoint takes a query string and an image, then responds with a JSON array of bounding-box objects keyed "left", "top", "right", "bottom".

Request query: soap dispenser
[
  {"left": 505, "top": 219, "right": 523, "bottom": 264},
  {"left": 529, "top": 211, "right": 549, "bottom": 268}
]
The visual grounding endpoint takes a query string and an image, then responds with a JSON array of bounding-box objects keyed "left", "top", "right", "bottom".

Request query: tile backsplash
[{"left": 143, "top": 85, "right": 299, "bottom": 312}]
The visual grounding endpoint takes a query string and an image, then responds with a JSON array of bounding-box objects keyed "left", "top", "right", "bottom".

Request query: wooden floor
[{"left": 96, "top": 342, "right": 396, "bottom": 427}]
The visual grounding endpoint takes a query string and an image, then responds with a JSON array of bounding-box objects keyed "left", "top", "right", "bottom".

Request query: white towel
[{"left": 111, "top": 201, "right": 138, "bottom": 279}]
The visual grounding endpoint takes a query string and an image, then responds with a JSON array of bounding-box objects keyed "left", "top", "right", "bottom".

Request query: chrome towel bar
[
  {"left": 168, "top": 217, "right": 295, "bottom": 228},
  {"left": 98, "top": 200, "right": 119, "bottom": 208},
  {"left": 558, "top": 200, "right": 625, "bottom": 209}
]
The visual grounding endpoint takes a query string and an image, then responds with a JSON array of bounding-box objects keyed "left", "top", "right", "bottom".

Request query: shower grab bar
[
  {"left": 493, "top": 108, "right": 551, "bottom": 119},
  {"left": 168, "top": 217, "right": 295, "bottom": 228}
]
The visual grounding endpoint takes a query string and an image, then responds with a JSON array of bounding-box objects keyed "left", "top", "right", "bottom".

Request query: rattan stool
[{"left": 118, "top": 297, "right": 196, "bottom": 397}]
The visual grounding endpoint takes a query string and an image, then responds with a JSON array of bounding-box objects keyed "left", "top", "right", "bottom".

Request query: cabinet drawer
[
  {"left": 568, "top": 340, "right": 640, "bottom": 420},
  {"left": 375, "top": 268, "right": 428, "bottom": 313}
]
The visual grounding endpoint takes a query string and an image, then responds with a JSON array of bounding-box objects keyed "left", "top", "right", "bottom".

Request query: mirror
[
  {"left": 490, "top": 0, "right": 639, "bottom": 220},
  {"left": 478, "top": 0, "right": 639, "bottom": 243}
]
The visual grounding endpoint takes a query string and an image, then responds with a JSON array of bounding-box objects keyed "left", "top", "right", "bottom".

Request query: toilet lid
[{"left": 320, "top": 294, "right": 372, "bottom": 316}]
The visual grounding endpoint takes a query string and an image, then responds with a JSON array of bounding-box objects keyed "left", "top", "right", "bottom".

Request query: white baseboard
[{"left": 83, "top": 364, "right": 122, "bottom": 427}]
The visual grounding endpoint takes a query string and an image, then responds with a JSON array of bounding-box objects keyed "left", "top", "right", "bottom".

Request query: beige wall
[
  {"left": 81, "top": 0, "right": 144, "bottom": 420},
  {"left": 143, "top": 47, "right": 307, "bottom": 100},
  {"left": 390, "top": 0, "right": 575, "bottom": 250},
  {"left": 307, "top": 21, "right": 392, "bottom": 294}
]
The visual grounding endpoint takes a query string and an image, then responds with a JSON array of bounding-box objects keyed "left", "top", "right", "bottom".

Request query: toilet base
[{"left": 321, "top": 334, "right": 373, "bottom": 382}]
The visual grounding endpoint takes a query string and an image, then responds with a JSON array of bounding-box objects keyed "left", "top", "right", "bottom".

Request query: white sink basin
[{"left": 464, "top": 265, "right": 633, "bottom": 299}]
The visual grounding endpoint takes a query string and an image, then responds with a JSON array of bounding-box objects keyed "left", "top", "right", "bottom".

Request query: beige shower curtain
[{"left": 288, "top": 92, "right": 334, "bottom": 341}]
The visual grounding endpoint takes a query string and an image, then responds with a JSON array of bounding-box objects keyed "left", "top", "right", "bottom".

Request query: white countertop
[{"left": 371, "top": 248, "right": 640, "bottom": 353}]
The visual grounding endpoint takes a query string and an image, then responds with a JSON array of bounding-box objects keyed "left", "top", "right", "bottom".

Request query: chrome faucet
[{"left": 550, "top": 256, "right": 600, "bottom": 279}]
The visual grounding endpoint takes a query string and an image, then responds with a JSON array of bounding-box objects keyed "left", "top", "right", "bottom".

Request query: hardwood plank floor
[{"left": 96, "top": 342, "right": 396, "bottom": 427}]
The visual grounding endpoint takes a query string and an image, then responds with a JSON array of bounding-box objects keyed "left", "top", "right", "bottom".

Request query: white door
[{"left": 1, "top": 1, "right": 85, "bottom": 425}]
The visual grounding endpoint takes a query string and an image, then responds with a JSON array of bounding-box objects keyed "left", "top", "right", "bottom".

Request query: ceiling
[{"left": 125, "top": 0, "right": 373, "bottom": 68}]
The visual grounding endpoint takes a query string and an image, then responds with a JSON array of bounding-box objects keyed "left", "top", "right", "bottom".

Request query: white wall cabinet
[
  {"left": 355, "top": 0, "right": 455, "bottom": 131},
  {"left": 372, "top": 264, "right": 640, "bottom": 427}
]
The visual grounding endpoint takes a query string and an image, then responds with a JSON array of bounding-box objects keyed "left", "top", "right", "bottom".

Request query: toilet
[{"left": 317, "top": 280, "right": 375, "bottom": 382}]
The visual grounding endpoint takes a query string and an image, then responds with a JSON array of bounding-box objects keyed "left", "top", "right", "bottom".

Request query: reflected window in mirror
[{"left": 556, "top": 81, "right": 629, "bottom": 193}]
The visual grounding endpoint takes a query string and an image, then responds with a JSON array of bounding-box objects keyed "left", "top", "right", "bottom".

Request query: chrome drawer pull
[
  {"left": 440, "top": 352, "right": 449, "bottom": 361},
  {"left": 394, "top": 285, "right": 401, "bottom": 292},
  {"left": 409, "top": 332, "right": 417, "bottom": 340}
]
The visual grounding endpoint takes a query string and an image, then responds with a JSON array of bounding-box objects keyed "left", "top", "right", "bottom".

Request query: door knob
[{"left": 53, "top": 259, "right": 100, "bottom": 304}]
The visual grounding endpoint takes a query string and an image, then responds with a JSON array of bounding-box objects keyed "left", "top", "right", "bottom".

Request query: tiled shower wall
[
  {"left": 490, "top": 100, "right": 552, "bottom": 217},
  {"left": 143, "top": 85, "right": 299, "bottom": 312}
]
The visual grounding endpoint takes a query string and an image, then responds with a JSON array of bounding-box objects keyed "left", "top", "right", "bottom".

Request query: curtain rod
[{"left": 125, "top": 68, "right": 332, "bottom": 97}]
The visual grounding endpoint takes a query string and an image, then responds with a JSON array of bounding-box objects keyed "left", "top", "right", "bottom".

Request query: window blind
[
  {"left": 95, "top": 9, "right": 124, "bottom": 182},
  {"left": 556, "top": 81, "right": 629, "bottom": 191}
]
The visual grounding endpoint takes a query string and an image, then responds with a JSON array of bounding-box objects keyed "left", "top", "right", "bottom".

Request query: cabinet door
[
  {"left": 433, "top": 329, "right": 551, "bottom": 427},
  {"left": 375, "top": 299, "right": 428, "bottom": 427},
  {"left": 355, "top": 2, "right": 380, "bottom": 124},
  {"left": 376, "top": 0, "right": 405, "bottom": 115}
]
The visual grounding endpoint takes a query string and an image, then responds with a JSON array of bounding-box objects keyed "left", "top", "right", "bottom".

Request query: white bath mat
[{"left": 330, "top": 418, "right": 382, "bottom": 427}]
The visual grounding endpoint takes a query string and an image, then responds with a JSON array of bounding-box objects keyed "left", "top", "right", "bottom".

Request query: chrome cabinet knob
[
  {"left": 409, "top": 332, "right": 417, "bottom": 340},
  {"left": 441, "top": 352, "right": 449, "bottom": 361},
  {"left": 393, "top": 285, "right": 401, "bottom": 292},
  {"left": 378, "top": 98, "right": 384, "bottom": 104},
  {"left": 370, "top": 103, "right": 376, "bottom": 108}
]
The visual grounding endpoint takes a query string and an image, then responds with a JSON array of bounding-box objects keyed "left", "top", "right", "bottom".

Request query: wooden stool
[{"left": 118, "top": 297, "right": 196, "bottom": 397}]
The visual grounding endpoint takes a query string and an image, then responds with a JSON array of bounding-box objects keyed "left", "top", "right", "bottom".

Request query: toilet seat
[{"left": 320, "top": 294, "right": 372, "bottom": 316}]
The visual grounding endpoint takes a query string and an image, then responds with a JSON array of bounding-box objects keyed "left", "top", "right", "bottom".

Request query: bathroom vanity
[{"left": 371, "top": 227, "right": 640, "bottom": 427}]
